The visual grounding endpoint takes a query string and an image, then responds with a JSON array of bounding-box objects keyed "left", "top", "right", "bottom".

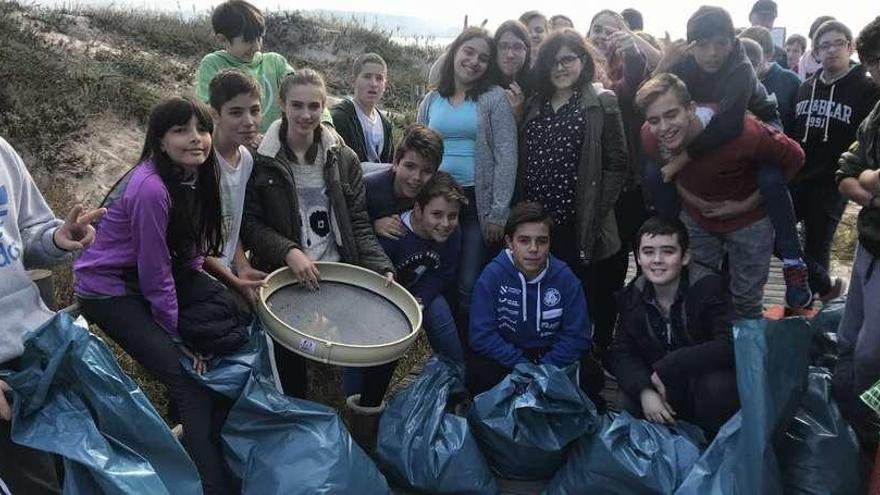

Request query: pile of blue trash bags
[
  {"left": 377, "top": 304, "right": 863, "bottom": 494},
  {"left": 3, "top": 300, "right": 863, "bottom": 494},
  {"left": 3, "top": 314, "right": 388, "bottom": 494}
]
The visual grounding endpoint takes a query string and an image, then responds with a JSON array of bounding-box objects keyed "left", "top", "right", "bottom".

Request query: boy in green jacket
[{"left": 195, "top": 0, "right": 330, "bottom": 133}]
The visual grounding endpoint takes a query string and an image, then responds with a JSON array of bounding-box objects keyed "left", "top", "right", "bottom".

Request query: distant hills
[{"left": 305, "top": 9, "right": 461, "bottom": 39}]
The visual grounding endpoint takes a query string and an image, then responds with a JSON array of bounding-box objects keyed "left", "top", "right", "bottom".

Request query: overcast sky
[{"left": 32, "top": 0, "right": 878, "bottom": 43}]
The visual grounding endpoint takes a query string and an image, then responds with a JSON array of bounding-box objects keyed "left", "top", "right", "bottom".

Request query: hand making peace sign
[{"left": 52, "top": 204, "right": 107, "bottom": 252}]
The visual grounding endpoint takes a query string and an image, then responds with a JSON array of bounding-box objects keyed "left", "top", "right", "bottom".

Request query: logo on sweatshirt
[
  {"left": 795, "top": 99, "right": 854, "bottom": 127},
  {"left": 0, "top": 185, "right": 7, "bottom": 225},
  {"left": 543, "top": 288, "right": 561, "bottom": 307}
]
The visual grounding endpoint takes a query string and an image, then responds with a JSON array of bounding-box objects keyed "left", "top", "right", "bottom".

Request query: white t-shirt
[
  {"left": 354, "top": 102, "right": 385, "bottom": 163},
  {"left": 291, "top": 162, "right": 340, "bottom": 263},
  {"left": 217, "top": 145, "right": 254, "bottom": 270}
]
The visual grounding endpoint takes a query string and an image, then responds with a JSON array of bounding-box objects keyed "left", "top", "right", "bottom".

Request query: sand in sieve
[{"left": 266, "top": 281, "right": 412, "bottom": 345}]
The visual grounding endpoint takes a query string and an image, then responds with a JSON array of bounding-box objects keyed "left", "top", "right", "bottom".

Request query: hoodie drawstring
[
  {"left": 518, "top": 272, "right": 528, "bottom": 323},
  {"left": 823, "top": 83, "right": 836, "bottom": 143},
  {"left": 536, "top": 281, "right": 542, "bottom": 336},
  {"left": 801, "top": 78, "right": 818, "bottom": 143}
]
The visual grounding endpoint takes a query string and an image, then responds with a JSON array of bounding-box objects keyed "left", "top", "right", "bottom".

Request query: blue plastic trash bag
[
  {"left": 376, "top": 357, "right": 496, "bottom": 494},
  {"left": 221, "top": 374, "right": 390, "bottom": 495},
  {"left": 544, "top": 412, "right": 704, "bottom": 494},
  {"left": 676, "top": 412, "right": 742, "bottom": 494},
  {"left": 468, "top": 362, "right": 598, "bottom": 480},
  {"left": 676, "top": 317, "right": 812, "bottom": 495},
  {"left": 185, "top": 319, "right": 275, "bottom": 398},
  {"left": 4, "top": 313, "right": 202, "bottom": 495},
  {"left": 779, "top": 367, "right": 862, "bottom": 494}
]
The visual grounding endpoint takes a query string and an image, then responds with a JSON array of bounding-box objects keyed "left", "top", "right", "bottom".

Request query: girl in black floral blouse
[{"left": 518, "top": 28, "right": 629, "bottom": 372}]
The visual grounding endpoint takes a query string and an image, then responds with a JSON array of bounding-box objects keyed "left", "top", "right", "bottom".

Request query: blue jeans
[
  {"left": 423, "top": 295, "right": 465, "bottom": 364},
  {"left": 457, "top": 187, "right": 487, "bottom": 332},
  {"left": 342, "top": 296, "right": 464, "bottom": 397},
  {"left": 682, "top": 212, "right": 774, "bottom": 319},
  {"left": 836, "top": 243, "right": 880, "bottom": 393},
  {"left": 643, "top": 160, "right": 803, "bottom": 260},
  {"left": 832, "top": 243, "right": 880, "bottom": 446}
]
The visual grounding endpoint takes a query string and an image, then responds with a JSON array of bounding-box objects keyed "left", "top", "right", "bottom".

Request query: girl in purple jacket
[{"left": 74, "top": 97, "right": 240, "bottom": 495}]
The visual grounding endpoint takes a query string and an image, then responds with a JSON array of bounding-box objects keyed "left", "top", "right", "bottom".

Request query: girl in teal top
[
  {"left": 417, "top": 27, "right": 518, "bottom": 337},
  {"left": 427, "top": 97, "right": 478, "bottom": 185}
]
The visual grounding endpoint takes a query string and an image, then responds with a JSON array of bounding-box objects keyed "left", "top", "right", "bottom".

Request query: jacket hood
[
  {"left": 799, "top": 63, "right": 867, "bottom": 144},
  {"left": 256, "top": 119, "right": 342, "bottom": 160}
]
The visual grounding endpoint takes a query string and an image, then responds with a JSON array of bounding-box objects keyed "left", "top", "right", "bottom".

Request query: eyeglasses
[
  {"left": 499, "top": 42, "right": 527, "bottom": 54},
  {"left": 554, "top": 55, "right": 581, "bottom": 69},
  {"left": 817, "top": 39, "right": 849, "bottom": 53}
]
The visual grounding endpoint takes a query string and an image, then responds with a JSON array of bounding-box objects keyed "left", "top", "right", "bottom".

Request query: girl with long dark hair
[
  {"left": 417, "top": 26, "right": 517, "bottom": 333},
  {"left": 518, "top": 29, "right": 628, "bottom": 382},
  {"left": 74, "top": 96, "right": 241, "bottom": 494}
]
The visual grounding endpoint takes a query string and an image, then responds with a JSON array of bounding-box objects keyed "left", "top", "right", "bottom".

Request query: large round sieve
[{"left": 258, "top": 262, "right": 423, "bottom": 367}]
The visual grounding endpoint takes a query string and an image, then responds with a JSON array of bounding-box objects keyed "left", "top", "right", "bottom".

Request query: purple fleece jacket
[{"left": 74, "top": 160, "right": 201, "bottom": 339}]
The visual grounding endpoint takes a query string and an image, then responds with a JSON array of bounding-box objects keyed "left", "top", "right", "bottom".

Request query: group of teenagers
[{"left": 4, "top": 0, "right": 880, "bottom": 493}]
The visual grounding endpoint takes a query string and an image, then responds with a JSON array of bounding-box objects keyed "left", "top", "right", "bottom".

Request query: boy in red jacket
[{"left": 637, "top": 73, "right": 804, "bottom": 318}]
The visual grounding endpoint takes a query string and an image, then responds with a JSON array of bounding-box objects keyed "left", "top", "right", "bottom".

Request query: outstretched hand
[
  {"left": 462, "top": 15, "right": 488, "bottom": 30},
  {"left": 655, "top": 32, "right": 694, "bottom": 73},
  {"left": 53, "top": 204, "right": 106, "bottom": 252},
  {"left": 609, "top": 29, "right": 639, "bottom": 57}
]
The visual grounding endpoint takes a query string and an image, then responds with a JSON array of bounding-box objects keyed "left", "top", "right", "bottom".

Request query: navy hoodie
[
  {"left": 762, "top": 62, "right": 802, "bottom": 133},
  {"left": 469, "top": 250, "right": 590, "bottom": 368},
  {"left": 378, "top": 211, "right": 459, "bottom": 307},
  {"left": 791, "top": 63, "right": 880, "bottom": 185}
]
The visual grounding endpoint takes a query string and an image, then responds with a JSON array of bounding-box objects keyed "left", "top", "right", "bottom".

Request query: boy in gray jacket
[{"left": 0, "top": 137, "right": 104, "bottom": 494}]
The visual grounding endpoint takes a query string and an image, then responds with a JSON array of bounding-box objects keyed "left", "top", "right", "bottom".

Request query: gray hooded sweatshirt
[{"left": 0, "top": 137, "right": 69, "bottom": 365}]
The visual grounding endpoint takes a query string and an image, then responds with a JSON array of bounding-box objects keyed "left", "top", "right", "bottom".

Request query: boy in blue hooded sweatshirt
[{"left": 467, "top": 202, "right": 591, "bottom": 395}]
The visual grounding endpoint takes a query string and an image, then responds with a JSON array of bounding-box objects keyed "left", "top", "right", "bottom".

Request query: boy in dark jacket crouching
[{"left": 612, "top": 216, "right": 738, "bottom": 438}]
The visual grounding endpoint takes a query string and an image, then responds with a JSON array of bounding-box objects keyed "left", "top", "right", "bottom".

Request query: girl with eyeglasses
[
  {"left": 517, "top": 29, "right": 628, "bottom": 394},
  {"left": 493, "top": 20, "right": 532, "bottom": 122}
]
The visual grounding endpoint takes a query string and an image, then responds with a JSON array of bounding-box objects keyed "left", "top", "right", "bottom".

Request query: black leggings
[
  {"left": 550, "top": 225, "right": 626, "bottom": 350},
  {"left": 78, "top": 296, "right": 240, "bottom": 495},
  {"left": 0, "top": 360, "right": 61, "bottom": 495},
  {"left": 272, "top": 345, "right": 397, "bottom": 407}
]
